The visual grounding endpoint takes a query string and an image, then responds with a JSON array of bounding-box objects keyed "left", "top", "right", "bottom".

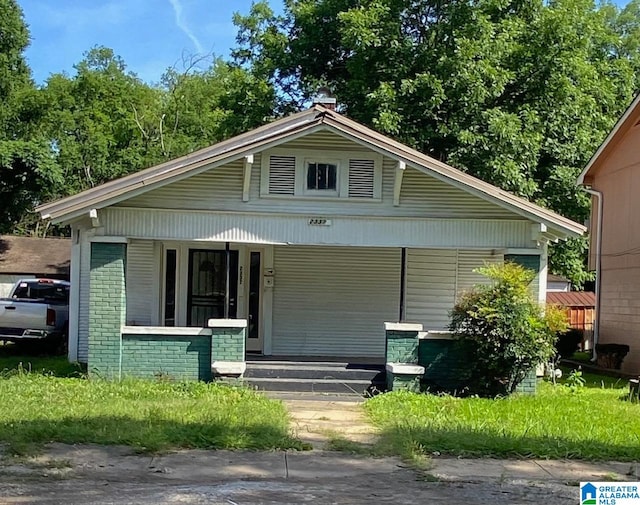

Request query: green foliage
[
  {"left": 365, "top": 379, "right": 640, "bottom": 460},
  {"left": 233, "top": 0, "right": 640, "bottom": 286},
  {"left": 0, "top": 140, "right": 62, "bottom": 233},
  {"left": 0, "top": 0, "right": 32, "bottom": 131},
  {"left": 449, "top": 262, "right": 566, "bottom": 396},
  {"left": 564, "top": 369, "right": 586, "bottom": 392}
]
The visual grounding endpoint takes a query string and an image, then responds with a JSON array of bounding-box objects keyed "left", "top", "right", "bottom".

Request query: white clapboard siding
[
  {"left": 125, "top": 240, "right": 155, "bottom": 325},
  {"left": 271, "top": 246, "right": 401, "bottom": 357},
  {"left": 77, "top": 236, "right": 90, "bottom": 363},
  {"left": 283, "top": 130, "right": 367, "bottom": 151},
  {"left": 268, "top": 155, "right": 296, "bottom": 195},
  {"left": 121, "top": 130, "right": 516, "bottom": 220},
  {"left": 405, "top": 249, "right": 457, "bottom": 330},
  {"left": 456, "top": 249, "right": 502, "bottom": 298},
  {"left": 348, "top": 159, "right": 375, "bottom": 198}
]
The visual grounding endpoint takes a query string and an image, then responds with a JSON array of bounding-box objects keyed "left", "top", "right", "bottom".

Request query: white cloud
[{"left": 168, "top": 0, "right": 204, "bottom": 54}]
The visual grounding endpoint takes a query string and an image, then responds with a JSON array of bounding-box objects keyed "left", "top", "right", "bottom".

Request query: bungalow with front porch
[{"left": 36, "top": 102, "right": 585, "bottom": 385}]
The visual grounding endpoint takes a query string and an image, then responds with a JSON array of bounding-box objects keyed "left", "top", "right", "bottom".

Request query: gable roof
[
  {"left": 0, "top": 236, "right": 70, "bottom": 277},
  {"left": 37, "top": 106, "right": 585, "bottom": 238},
  {"left": 578, "top": 93, "right": 640, "bottom": 186}
]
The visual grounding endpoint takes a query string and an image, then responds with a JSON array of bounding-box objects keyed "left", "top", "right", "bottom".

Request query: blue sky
[
  {"left": 19, "top": 0, "right": 631, "bottom": 86},
  {"left": 19, "top": 0, "right": 284, "bottom": 85}
]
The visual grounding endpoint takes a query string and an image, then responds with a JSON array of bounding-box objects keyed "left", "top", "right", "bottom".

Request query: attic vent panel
[
  {"left": 348, "top": 159, "right": 375, "bottom": 198},
  {"left": 269, "top": 155, "right": 296, "bottom": 195}
]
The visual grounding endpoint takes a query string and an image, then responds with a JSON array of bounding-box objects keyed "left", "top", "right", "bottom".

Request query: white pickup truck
[{"left": 0, "top": 279, "right": 70, "bottom": 349}]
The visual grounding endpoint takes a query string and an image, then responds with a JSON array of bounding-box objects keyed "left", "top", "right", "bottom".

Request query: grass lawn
[
  {"left": 0, "top": 356, "right": 302, "bottom": 455},
  {"left": 365, "top": 378, "right": 639, "bottom": 461}
]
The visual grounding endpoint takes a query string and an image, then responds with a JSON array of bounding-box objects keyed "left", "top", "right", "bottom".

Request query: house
[
  {"left": 36, "top": 99, "right": 584, "bottom": 382},
  {"left": 547, "top": 273, "right": 571, "bottom": 292},
  {"left": 0, "top": 236, "right": 70, "bottom": 297},
  {"left": 578, "top": 93, "right": 640, "bottom": 374}
]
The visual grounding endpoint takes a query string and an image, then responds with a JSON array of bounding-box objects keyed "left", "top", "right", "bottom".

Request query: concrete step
[
  {"left": 244, "top": 362, "right": 385, "bottom": 381},
  {"left": 243, "top": 377, "right": 385, "bottom": 395}
]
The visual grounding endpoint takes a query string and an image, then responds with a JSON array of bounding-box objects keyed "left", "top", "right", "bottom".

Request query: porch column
[
  {"left": 384, "top": 322, "right": 424, "bottom": 392},
  {"left": 209, "top": 318, "right": 247, "bottom": 377},
  {"left": 88, "top": 242, "right": 127, "bottom": 379}
]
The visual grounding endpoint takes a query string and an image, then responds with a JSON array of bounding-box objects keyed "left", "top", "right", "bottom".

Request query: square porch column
[
  {"left": 384, "top": 322, "right": 424, "bottom": 392},
  {"left": 209, "top": 319, "right": 247, "bottom": 377},
  {"left": 88, "top": 242, "right": 127, "bottom": 379}
]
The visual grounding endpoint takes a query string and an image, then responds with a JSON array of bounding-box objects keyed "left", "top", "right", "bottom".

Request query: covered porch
[{"left": 78, "top": 233, "right": 544, "bottom": 382}]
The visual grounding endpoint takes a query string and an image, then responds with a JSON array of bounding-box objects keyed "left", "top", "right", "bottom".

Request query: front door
[
  {"left": 245, "top": 250, "right": 263, "bottom": 353},
  {"left": 187, "top": 249, "right": 238, "bottom": 327}
]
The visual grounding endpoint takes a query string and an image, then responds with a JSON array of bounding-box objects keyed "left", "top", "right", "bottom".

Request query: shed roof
[
  {"left": 547, "top": 291, "right": 595, "bottom": 307},
  {"left": 0, "top": 236, "right": 70, "bottom": 277},
  {"left": 37, "top": 106, "right": 585, "bottom": 238}
]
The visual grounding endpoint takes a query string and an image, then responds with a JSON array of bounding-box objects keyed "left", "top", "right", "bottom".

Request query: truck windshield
[{"left": 12, "top": 283, "right": 69, "bottom": 303}]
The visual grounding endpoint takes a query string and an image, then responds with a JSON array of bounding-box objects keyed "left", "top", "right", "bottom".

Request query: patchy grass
[
  {"left": 365, "top": 380, "right": 639, "bottom": 461},
  {"left": 0, "top": 366, "right": 302, "bottom": 455},
  {"left": 0, "top": 355, "right": 83, "bottom": 378},
  {"left": 558, "top": 366, "right": 627, "bottom": 389}
]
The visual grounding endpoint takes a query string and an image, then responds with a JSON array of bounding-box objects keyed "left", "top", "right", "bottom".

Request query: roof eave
[
  {"left": 37, "top": 108, "right": 328, "bottom": 222},
  {"left": 321, "top": 112, "right": 586, "bottom": 238}
]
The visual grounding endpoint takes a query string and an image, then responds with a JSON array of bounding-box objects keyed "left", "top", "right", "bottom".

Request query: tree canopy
[{"left": 234, "top": 0, "right": 640, "bottom": 285}]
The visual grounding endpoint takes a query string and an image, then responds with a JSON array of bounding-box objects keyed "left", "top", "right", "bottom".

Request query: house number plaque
[{"left": 308, "top": 218, "right": 332, "bottom": 226}]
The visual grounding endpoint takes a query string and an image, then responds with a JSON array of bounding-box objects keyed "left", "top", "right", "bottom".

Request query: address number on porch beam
[
  {"left": 242, "top": 154, "right": 254, "bottom": 202},
  {"left": 309, "top": 218, "right": 332, "bottom": 226}
]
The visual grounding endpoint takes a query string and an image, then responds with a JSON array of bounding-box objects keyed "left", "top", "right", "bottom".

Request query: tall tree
[
  {"left": 40, "top": 48, "right": 277, "bottom": 196},
  {"left": 0, "top": 0, "right": 61, "bottom": 234},
  {"left": 234, "top": 0, "right": 640, "bottom": 286},
  {"left": 41, "top": 47, "right": 162, "bottom": 194}
]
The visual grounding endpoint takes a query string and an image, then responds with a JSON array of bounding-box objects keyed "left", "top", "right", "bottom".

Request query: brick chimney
[{"left": 312, "top": 87, "right": 337, "bottom": 110}]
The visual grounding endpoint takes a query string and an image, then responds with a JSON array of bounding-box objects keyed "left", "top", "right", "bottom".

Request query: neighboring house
[
  {"left": 0, "top": 236, "right": 70, "bottom": 297},
  {"left": 37, "top": 101, "right": 584, "bottom": 380},
  {"left": 546, "top": 274, "right": 571, "bottom": 292},
  {"left": 578, "top": 93, "right": 640, "bottom": 374}
]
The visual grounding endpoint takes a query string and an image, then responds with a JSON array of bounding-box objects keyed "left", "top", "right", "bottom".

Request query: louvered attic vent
[
  {"left": 348, "top": 159, "right": 375, "bottom": 198},
  {"left": 268, "top": 155, "right": 296, "bottom": 195}
]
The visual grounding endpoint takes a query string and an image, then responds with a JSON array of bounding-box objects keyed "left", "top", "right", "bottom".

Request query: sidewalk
[
  {"left": 2, "top": 444, "right": 637, "bottom": 504},
  {"left": 28, "top": 443, "right": 640, "bottom": 484}
]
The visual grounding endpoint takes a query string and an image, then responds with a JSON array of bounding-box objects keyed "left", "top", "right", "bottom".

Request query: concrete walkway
[{"left": 283, "top": 397, "right": 378, "bottom": 448}]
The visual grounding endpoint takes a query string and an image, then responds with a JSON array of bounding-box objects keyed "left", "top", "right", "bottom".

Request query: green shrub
[{"left": 449, "top": 262, "right": 567, "bottom": 397}]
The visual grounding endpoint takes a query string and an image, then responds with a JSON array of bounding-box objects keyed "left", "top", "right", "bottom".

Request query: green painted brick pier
[{"left": 88, "top": 242, "right": 246, "bottom": 381}]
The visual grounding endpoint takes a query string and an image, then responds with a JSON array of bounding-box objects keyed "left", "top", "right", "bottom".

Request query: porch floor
[{"left": 245, "top": 354, "right": 385, "bottom": 366}]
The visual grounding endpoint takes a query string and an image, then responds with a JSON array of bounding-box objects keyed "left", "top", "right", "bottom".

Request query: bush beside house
[{"left": 449, "top": 263, "right": 567, "bottom": 397}]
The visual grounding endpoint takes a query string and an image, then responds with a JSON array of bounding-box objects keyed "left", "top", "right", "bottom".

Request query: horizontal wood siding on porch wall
[
  {"left": 271, "top": 246, "right": 401, "bottom": 357},
  {"left": 405, "top": 249, "right": 457, "bottom": 331},
  {"left": 405, "top": 249, "right": 501, "bottom": 331},
  {"left": 126, "top": 239, "right": 154, "bottom": 326}
]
